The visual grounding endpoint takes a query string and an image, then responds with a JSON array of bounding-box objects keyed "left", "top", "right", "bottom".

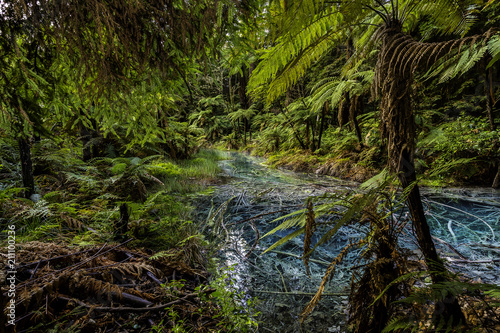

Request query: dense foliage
[{"left": 1, "top": 0, "right": 499, "bottom": 332}]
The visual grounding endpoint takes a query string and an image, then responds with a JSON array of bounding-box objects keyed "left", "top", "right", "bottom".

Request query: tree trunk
[
  {"left": 243, "top": 118, "right": 248, "bottom": 146},
  {"left": 493, "top": 164, "right": 500, "bottom": 189},
  {"left": 305, "top": 121, "right": 311, "bottom": 150},
  {"left": 316, "top": 102, "right": 328, "bottom": 150},
  {"left": 239, "top": 67, "right": 251, "bottom": 146},
  {"left": 80, "top": 115, "right": 99, "bottom": 162},
  {"left": 338, "top": 94, "right": 350, "bottom": 129},
  {"left": 398, "top": 150, "right": 465, "bottom": 328},
  {"left": 377, "top": 28, "right": 465, "bottom": 329},
  {"left": 18, "top": 136, "right": 35, "bottom": 199},
  {"left": 485, "top": 66, "right": 496, "bottom": 131},
  {"left": 115, "top": 203, "right": 129, "bottom": 240},
  {"left": 349, "top": 95, "right": 363, "bottom": 144},
  {"left": 282, "top": 108, "right": 306, "bottom": 149}
]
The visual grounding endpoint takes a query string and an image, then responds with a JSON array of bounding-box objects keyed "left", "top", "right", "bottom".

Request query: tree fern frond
[
  {"left": 460, "top": 45, "right": 487, "bottom": 73},
  {"left": 249, "top": 9, "right": 345, "bottom": 104},
  {"left": 487, "top": 34, "right": 500, "bottom": 68},
  {"left": 437, "top": 44, "right": 487, "bottom": 83},
  {"left": 264, "top": 208, "right": 307, "bottom": 236},
  {"left": 418, "top": 0, "right": 478, "bottom": 36},
  {"left": 310, "top": 191, "right": 378, "bottom": 252}
]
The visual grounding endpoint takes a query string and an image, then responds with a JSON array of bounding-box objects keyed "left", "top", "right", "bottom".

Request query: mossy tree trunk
[
  {"left": 239, "top": 67, "right": 250, "bottom": 146},
  {"left": 377, "top": 26, "right": 465, "bottom": 328},
  {"left": 338, "top": 93, "right": 350, "bottom": 129}
]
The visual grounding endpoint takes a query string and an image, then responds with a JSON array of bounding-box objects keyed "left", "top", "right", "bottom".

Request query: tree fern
[{"left": 248, "top": 7, "right": 347, "bottom": 104}]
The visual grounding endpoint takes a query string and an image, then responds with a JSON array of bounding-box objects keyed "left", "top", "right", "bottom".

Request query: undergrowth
[
  {"left": 0, "top": 139, "right": 226, "bottom": 259},
  {"left": 0, "top": 137, "right": 260, "bottom": 332}
]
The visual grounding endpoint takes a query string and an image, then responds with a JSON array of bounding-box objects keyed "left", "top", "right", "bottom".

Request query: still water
[{"left": 194, "top": 152, "right": 500, "bottom": 332}]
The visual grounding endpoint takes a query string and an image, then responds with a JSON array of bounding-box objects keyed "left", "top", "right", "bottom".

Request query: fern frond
[
  {"left": 300, "top": 241, "right": 358, "bottom": 321},
  {"left": 487, "top": 34, "right": 500, "bottom": 68},
  {"left": 382, "top": 316, "right": 416, "bottom": 333},
  {"left": 248, "top": 9, "right": 346, "bottom": 104},
  {"left": 262, "top": 227, "right": 305, "bottom": 254},
  {"left": 428, "top": 157, "right": 477, "bottom": 178}
]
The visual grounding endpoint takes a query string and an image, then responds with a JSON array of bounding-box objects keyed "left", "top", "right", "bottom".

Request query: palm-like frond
[
  {"left": 310, "top": 69, "right": 374, "bottom": 113},
  {"left": 250, "top": 0, "right": 486, "bottom": 106},
  {"left": 227, "top": 105, "right": 257, "bottom": 122},
  {"left": 487, "top": 34, "right": 500, "bottom": 68},
  {"left": 248, "top": 6, "right": 348, "bottom": 104}
]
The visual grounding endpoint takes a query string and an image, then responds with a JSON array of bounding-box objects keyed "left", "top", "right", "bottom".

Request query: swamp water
[{"left": 193, "top": 152, "right": 500, "bottom": 332}]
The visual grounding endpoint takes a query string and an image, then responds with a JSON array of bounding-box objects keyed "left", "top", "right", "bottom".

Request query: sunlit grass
[{"left": 160, "top": 149, "right": 227, "bottom": 194}]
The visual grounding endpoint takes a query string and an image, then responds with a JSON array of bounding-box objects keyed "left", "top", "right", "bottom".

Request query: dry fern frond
[
  {"left": 300, "top": 240, "right": 359, "bottom": 322},
  {"left": 60, "top": 214, "right": 85, "bottom": 231},
  {"left": 113, "top": 262, "right": 163, "bottom": 280}
]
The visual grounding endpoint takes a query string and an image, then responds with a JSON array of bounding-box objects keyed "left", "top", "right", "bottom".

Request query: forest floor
[{"left": 0, "top": 241, "right": 226, "bottom": 333}]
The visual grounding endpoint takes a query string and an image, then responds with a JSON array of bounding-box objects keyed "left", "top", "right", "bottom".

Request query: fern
[
  {"left": 428, "top": 157, "right": 477, "bottom": 178},
  {"left": 17, "top": 199, "right": 52, "bottom": 219},
  {"left": 487, "top": 34, "right": 500, "bottom": 68},
  {"left": 248, "top": 7, "right": 346, "bottom": 104},
  {"left": 382, "top": 316, "right": 418, "bottom": 333}
]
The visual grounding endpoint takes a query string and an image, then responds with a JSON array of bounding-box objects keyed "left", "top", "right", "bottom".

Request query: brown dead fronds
[{"left": 0, "top": 241, "right": 222, "bottom": 332}]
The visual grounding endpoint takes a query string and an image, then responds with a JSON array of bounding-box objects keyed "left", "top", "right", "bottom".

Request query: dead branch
[
  {"left": 58, "top": 288, "right": 216, "bottom": 313},
  {"left": 432, "top": 236, "right": 467, "bottom": 260}
]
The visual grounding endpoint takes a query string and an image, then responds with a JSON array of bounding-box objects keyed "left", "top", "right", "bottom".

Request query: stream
[{"left": 193, "top": 152, "right": 500, "bottom": 332}]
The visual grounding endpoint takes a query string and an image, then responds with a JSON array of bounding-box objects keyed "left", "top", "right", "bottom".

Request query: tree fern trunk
[
  {"left": 377, "top": 28, "right": 465, "bottom": 329},
  {"left": 485, "top": 67, "right": 496, "bottom": 131},
  {"left": 398, "top": 150, "right": 465, "bottom": 328},
  {"left": 18, "top": 136, "right": 34, "bottom": 199},
  {"left": 338, "top": 94, "right": 350, "bottom": 129},
  {"left": 115, "top": 203, "right": 129, "bottom": 240}
]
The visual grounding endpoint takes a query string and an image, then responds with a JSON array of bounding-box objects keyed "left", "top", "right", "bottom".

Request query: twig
[
  {"left": 226, "top": 206, "right": 301, "bottom": 226},
  {"left": 17, "top": 239, "right": 133, "bottom": 289},
  {"left": 269, "top": 250, "right": 331, "bottom": 266},
  {"left": 250, "top": 290, "right": 349, "bottom": 296},
  {"left": 447, "top": 220, "right": 458, "bottom": 243},
  {"left": 432, "top": 236, "right": 467, "bottom": 260},
  {"left": 147, "top": 271, "right": 163, "bottom": 286},
  {"left": 30, "top": 260, "right": 41, "bottom": 280},
  {"left": 245, "top": 221, "right": 260, "bottom": 258},
  {"left": 18, "top": 248, "right": 96, "bottom": 269},
  {"left": 275, "top": 264, "right": 288, "bottom": 293},
  {"left": 444, "top": 257, "right": 500, "bottom": 263},
  {"left": 111, "top": 292, "right": 153, "bottom": 307},
  {"left": 58, "top": 289, "right": 215, "bottom": 313}
]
